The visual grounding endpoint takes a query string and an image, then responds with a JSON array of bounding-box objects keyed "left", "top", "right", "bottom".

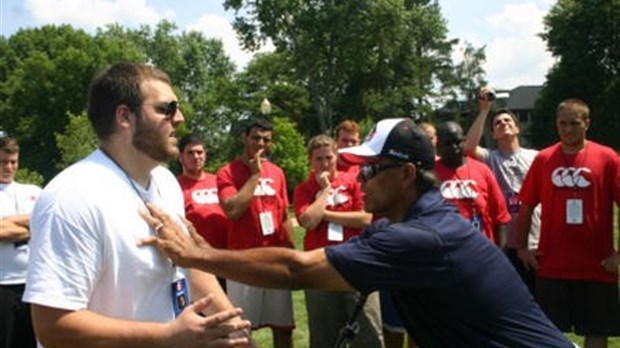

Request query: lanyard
[{"left": 98, "top": 147, "right": 161, "bottom": 205}]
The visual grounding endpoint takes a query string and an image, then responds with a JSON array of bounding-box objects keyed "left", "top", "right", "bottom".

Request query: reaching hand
[
  {"left": 166, "top": 294, "right": 252, "bottom": 348},
  {"left": 139, "top": 203, "right": 209, "bottom": 268}
]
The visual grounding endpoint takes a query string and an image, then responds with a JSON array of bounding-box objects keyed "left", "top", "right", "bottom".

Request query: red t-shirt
[
  {"left": 519, "top": 141, "right": 620, "bottom": 283},
  {"left": 435, "top": 157, "right": 511, "bottom": 242},
  {"left": 294, "top": 171, "right": 364, "bottom": 250},
  {"left": 337, "top": 160, "right": 360, "bottom": 178},
  {"left": 216, "top": 159, "right": 291, "bottom": 249},
  {"left": 177, "top": 173, "right": 228, "bottom": 249}
]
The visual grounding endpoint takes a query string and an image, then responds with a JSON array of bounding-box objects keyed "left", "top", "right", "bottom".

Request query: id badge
[
  {"left": 470, "top": 215, "right": 483, "bottom": 232},
  {"left": 171, "top": 276, "right": 189, "bottom": 318},
  {"left": 507, "top": 192, "right": 520, "bottom": 214},
  {"left": 259, "top": 211, "right": 275, "bottom": 236},
  {"left": 327, "top": 223, "right": 344, "bottom": 242},
  {"left": 566, "top": 199, "right": 583, "bottom": 224}
]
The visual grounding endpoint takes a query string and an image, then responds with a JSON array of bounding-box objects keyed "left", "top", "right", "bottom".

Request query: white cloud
[
  {"left": 25, "top": 0, "right": 162, "bottom": 30},
  {"left": 186, "top": 14, "right": 274, "bottom": 71},
  {"left": 483, "top": 2, "right": 554, "bottom": 88}
]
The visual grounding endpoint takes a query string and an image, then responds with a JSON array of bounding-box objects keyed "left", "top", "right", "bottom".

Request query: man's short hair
[
  {"left": 88, "top": 62, "right": 171, "bottom": 140},
  {"left": 334, "top": 119, "right": 360, "bottom": 138},
  {"left": 556, "top": 98, "right": 590, "bottom": 120},
  {"left": 490, "top": 108, "right": 520, "bottom": 131},
  {"left": 178, "top": 134, "right": 205, "bottom": 153},
  {"left": 243, "top": 117, "right": 273, "bottom": 135},
  {"left": 0, "top": 135, "right": 19, "bottom": 154}
]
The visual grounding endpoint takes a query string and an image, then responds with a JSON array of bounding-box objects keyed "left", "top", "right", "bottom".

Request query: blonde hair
[{"left": 307, "top": 134, "right": 337, "bottom": 156}]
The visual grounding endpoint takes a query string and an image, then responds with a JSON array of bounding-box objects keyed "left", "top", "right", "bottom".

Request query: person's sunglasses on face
[{"left": 358, "top": 162, "right": 405, "bottom": 182}]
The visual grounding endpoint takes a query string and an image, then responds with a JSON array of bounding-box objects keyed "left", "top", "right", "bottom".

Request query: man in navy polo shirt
[{"left": 143, "top": 118, "right": 573, "bottom": 347}]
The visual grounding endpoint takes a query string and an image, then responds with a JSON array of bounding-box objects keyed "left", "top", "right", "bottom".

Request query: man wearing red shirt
[
  {"left": 216, "top": 118, "right": 295, "bottom": 348},
  {"left": 177, "top": 134, "right": 228, "bottom": 249},
  {"left": 435, "top": 121, "right": 510, "bottom": 246},
  {"left": 294, "top": 134, "right": 382, "bottom": 348},
  {"left": 517, "top": 98, "right": 620, "bottom": 348},
  {"left": 177, "top": 134, "right": 228, "bottom": 290},
  {"left": 335, "top": 119, "right": 362, "bottom": 177}
]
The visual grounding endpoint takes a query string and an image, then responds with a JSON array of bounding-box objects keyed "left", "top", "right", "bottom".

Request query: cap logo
[{"left": 387, "top": 149, "right": 409, "bottom": 160}]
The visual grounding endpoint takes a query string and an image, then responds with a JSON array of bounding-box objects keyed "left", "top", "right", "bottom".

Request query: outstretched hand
[{"left": 139, "top": 203, "right": 209, "bottom": 268}]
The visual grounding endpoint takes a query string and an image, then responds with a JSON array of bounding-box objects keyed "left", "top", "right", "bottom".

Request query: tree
[
  {"left": 55, "top": 112, "right": 97, "bottom": 170},
  {"left": 1, "top": 22, "right": 238, "bottom": 181},
  {"left": 271, "top": 117, "right": 309, "bottom": 195},
  {"left": 532, "top": 0, "right": 620, "bottom": 149},
  {"left": 224, "top": 0, "right": 460, "bottom": 134},
  {"left": 0, "top": 25, "right": 142, "bottom": 181}
]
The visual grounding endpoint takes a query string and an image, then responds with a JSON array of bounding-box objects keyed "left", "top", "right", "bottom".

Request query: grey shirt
[{"left": 479, "top": 147, "right": 541, "bottom": 249}]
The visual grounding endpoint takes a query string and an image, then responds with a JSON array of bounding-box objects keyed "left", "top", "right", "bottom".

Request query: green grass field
[{"left": 250, "top": 208, "right": 620, "bottom": 347}]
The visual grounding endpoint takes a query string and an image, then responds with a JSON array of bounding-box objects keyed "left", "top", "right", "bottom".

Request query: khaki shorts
[{"left": 226, "top": 280, "right": 295, "bottom": 329}]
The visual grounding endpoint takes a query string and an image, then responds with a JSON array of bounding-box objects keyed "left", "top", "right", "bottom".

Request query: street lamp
[{"left": 260, "top": 98, "right": 272, "bottom": 116}]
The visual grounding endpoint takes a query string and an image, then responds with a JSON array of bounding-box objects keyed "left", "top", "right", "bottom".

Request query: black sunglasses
[
  {"left": 358, "top": 162, "right": 405, "bottom": 182},
  {"left": 143, "top": 101, "right": 179, "bottom": 119}
]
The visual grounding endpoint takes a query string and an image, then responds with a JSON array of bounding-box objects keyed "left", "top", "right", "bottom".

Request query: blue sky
[{"left": 0, "top": 0, "right": 556, "bottom": 89}]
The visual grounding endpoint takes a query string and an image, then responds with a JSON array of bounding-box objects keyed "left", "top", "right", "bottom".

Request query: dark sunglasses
[
  {"left": 143, "top": 101, "right": 180, "bottom": 119},
  {"left": 358, "top": 162, "right": 405, "bottom": 182}
]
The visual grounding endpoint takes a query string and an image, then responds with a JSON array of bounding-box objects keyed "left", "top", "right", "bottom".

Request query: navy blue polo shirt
[{"left": 325, "top": 189, "right": 571, "bottom": 347}]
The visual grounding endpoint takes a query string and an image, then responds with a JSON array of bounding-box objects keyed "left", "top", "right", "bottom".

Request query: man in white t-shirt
[
  {"left": 0, "top": 135, "right": 41, "bottom": 348},
  {"left": 22, "top": 63, "right": 251, "bottom": 348}
]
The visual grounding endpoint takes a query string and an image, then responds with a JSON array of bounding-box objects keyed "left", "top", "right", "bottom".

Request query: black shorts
[
  {"left": 0, "top": 284, "right": 37, "bottom": 348},
  {"left": 536, "top": 278, "right": 620, "bottom": 336}
]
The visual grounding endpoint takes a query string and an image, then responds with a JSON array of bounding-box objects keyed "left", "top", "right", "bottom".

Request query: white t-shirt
[
  {"left": 0, "top": 181, "right": 42, "bottom": 284},
  {"left": 23, "top": 149, "right": 187, "bottom": 325}
]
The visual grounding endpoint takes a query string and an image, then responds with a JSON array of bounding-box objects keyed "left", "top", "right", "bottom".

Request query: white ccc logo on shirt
[
  {"left": 192, "top": 188, "right": 219, "bottom": 204},
  {"left": 325, "top": 185, "right": 349, "bottom": 207},
  {"left": 439, "top": 180, "right": 478, "bottom": 199},
  {"left": 254, "top": 178, "right": 277, "bottom": 196},
  {"left": 551, "top": 167, "right": 591, "bottom": 188}
]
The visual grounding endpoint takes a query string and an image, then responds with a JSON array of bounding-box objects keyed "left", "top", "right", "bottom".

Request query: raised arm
[{"left": 464, "top": 87, "right": 493, "bottom": 160}]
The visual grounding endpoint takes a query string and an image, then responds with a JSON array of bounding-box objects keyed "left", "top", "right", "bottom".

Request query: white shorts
[{"left": 226, "top": 280, "right": 295, "bottom": 329}]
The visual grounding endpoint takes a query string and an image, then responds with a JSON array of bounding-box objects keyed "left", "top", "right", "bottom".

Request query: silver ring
[{"left": 154, "top": 222, "right": 164, "bottom": 232}]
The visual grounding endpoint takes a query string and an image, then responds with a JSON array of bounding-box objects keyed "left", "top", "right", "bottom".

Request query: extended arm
[
  {"left": 142, "top": 204, "right": 353, "bottom": 292},
  {"left": 0, "top": 214, "right": 31, "bottom": 241}
]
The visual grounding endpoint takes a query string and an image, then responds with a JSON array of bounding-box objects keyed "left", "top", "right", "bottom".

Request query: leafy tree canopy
[{"left": 532, "top": 0, "right": 620, "bottom": 149}]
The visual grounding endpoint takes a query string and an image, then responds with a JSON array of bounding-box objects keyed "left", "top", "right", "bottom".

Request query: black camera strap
[{"left": 333, "top": 292, "right": 368, "bottom": 348}]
